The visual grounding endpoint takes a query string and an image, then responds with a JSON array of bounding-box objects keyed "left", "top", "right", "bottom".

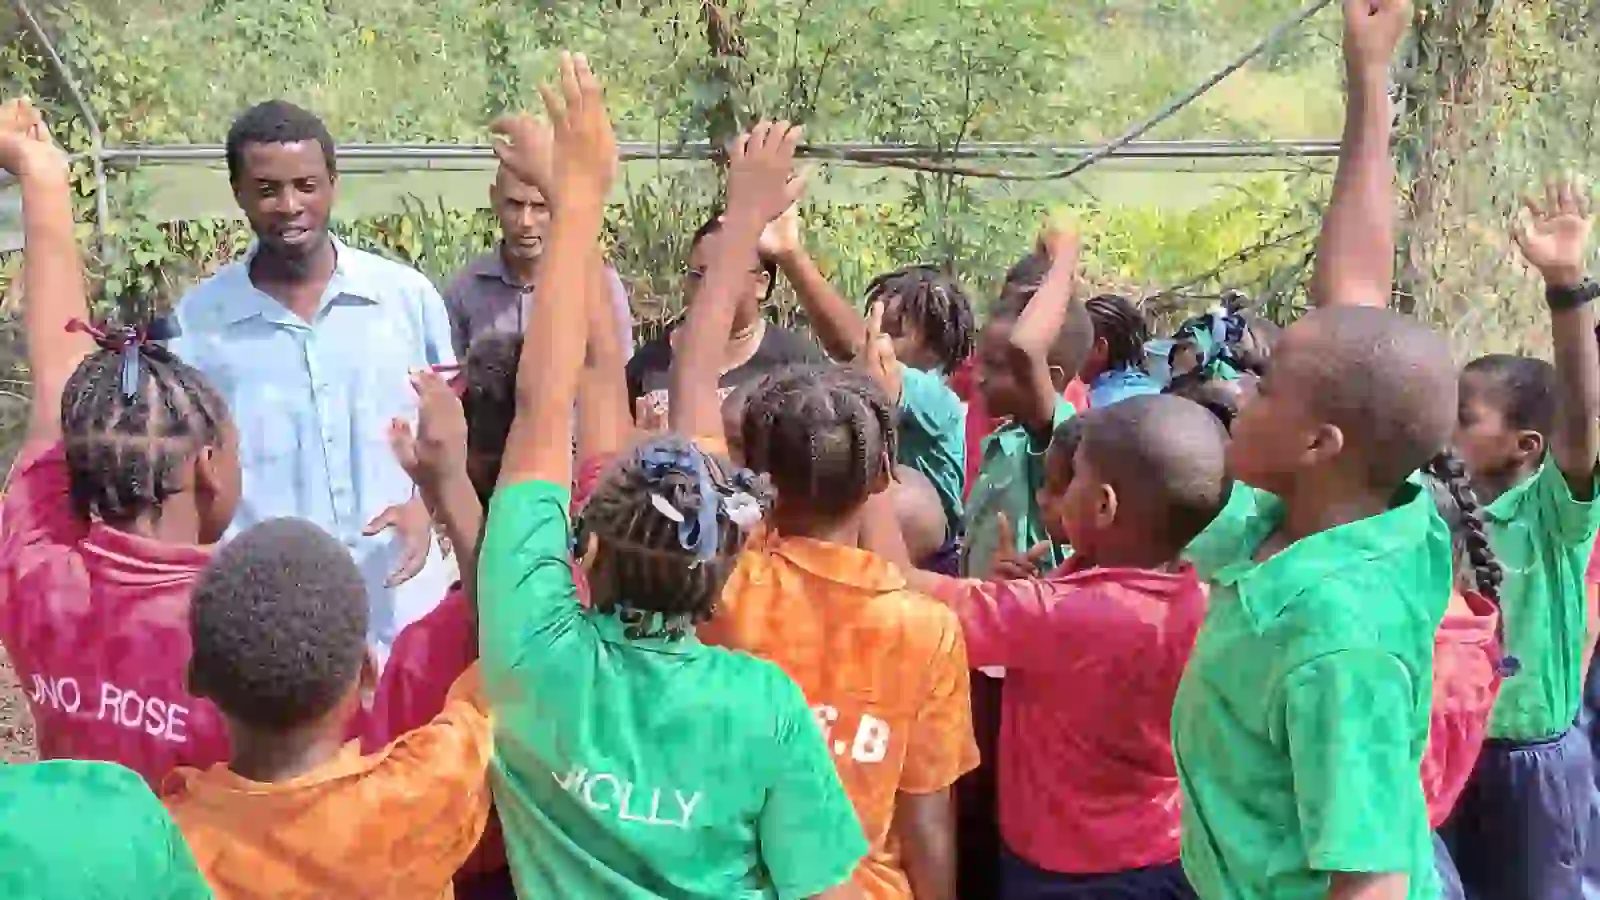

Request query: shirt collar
[
  {"left": 759, "top": 533, "right": 908, "bottom": 593},
  {"left": 214, "top": 235, "right": 378, "bottom": 327},
  {"left": 589, "top": 608, "right": 706, "bottom": 656},
  {"left": 1484, "top": 455, "right": 1550, "bottom": 523},
  {"left": 472, "top": 245, "right": 530, "bottom": 289},
  {"left": 80, "top": 521, "right": 213, "bottom": 588},
  {"left": 166, "top": 740, "right": 375, "bottom": 798},
  {"left": 1215, "top": 479, "right": 1442, "bottom": 625}
]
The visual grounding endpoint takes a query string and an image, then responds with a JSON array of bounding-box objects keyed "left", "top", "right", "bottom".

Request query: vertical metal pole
[{"left": 12, "top": 0, "right": 108, "bottom": 260}]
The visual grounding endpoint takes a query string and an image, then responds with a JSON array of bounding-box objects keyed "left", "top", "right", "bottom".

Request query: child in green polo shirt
[
  {"left": 759, "top": 203, "right": 977, "bottom": 540},
  {"left": 478, "top": 59, "right": 866, "bottom": 900},
  {"left": 1436, "top": 176, "right": 1600, "bottom": 900},
  {"left": 1173, "top": 4, "right": 1463, "bottom": 900},
  {"left": 961, "top": 231, "right": 1096, "bottom": 577}
]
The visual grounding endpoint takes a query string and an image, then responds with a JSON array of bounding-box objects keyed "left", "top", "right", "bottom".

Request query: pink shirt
[
  {"left": 1423, "top": 589, "right": 1502, "bottom": 828},
  {"left": 929, "top": 559, "right": 1206, "bottom": 874},
  {"left": 0, "top": 441, "right": 229, "bottom": 788}
]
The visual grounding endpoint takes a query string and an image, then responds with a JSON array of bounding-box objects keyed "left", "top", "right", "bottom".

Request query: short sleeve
[
  {"left": 369, "top": 668, "right": 493, "bottom": 880},
  {"left": 1183, "top": 481, "right": 1265, "bottom": 581},
  {"left": 155, "top": 800, "right": 219, "bottom": 900},
  {"left": 478, "top": 479, "right": 584, "bottom": 676},
  {"left": 1530, "top": 457, "right": 1600, "bottom": 546},
  {"left": 758, "top": 673, "right": 869, "bottom": 899},
  {"left": 442, "top": 279, "right": 472, "bottom": 361},
  {"left": 897, "top": 366, "right": 967, "bottom": 524},
  {"left": 1284, "top": 650, "right": 1421, "bottom": 873},
  {"left": 899, "top": 610, "right": 980, "bottom": 794},
  {"left": 1, "top": 441, "right": 85, "bottom": 551}
]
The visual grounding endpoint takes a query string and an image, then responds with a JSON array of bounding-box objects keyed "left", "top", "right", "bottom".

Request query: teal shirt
[
  {"left": 1175, "top": 481, "right": 1451, "bottom": 900},
  {"left": 0, "top": 760, "right": 213, "bottom": 900},
  {"left": 479, "top": 479, "right": 868, "bottom": 900},
  {"left": 1483, "top": 458, "right": 1600, "bottom": 740},
  {"left": 961, "top": 397, "right": 1074, "bottom": 577},
  {"left": 898, "top": 365, "right": 966, "bottom": 533}
]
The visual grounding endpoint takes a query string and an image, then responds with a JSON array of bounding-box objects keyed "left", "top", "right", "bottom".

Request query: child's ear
[
  {"left": 1305, "top": 422, "right": 1345, "bottom": 467},
  {"left": 1095, "top": 482, "right": 1119, "bottom": 529},
  {"left": 1514, "top": 430, "right": 1546, "bottom": 465},
  {"left": 1048, "top": 364, "right": 1069, "bottom": 390}
]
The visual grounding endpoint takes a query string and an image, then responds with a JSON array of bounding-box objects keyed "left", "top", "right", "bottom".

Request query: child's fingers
[
  {"left": 778, "top": 122, "right": 804, "bottom": 157},
  {"left": 865, "top": 300, "right": 885, "bottom": 343},
  {"left": 1025, "top": 541, "right": 1052, "bottom": 564},
  {"left": 1546, "top": 179, "right": 1563, "bottom": 219},
  {"left": 538, "top": 82, "right": 567, "bottom": 130},
  {"left": 996, "top": 512, "right": 1014, "bottom": 553},
  {"left": 1558, "top": 177, "right": 1579, "bottom": 218}
]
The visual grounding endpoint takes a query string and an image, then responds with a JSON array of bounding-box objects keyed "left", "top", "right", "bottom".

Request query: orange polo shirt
[
  {"left": 703, "top": 533, "right": 980, "bottom": 900},
  {"left": 163, "top": 669, "right": 492, "bottom": 900}
]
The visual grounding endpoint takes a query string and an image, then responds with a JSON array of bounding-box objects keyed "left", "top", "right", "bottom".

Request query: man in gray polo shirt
[{"left": 444, "top": 164, "right": 633, "bottom": 359}]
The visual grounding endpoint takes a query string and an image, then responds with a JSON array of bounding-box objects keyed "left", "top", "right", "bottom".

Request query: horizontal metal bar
[{"left": 95, "top": 139, "right": 1339, "bottom": 167}]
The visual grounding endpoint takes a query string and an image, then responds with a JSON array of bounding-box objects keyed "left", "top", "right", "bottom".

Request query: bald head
[
  {"left": 1080, "top": 394, "right": 1231, "bottom": 552},
  {"left": 492, "top": 164, "right": 550, "bottom": 262},
  {"left": 1278, "top": 306, "right": 1457, "bottom": 485}
]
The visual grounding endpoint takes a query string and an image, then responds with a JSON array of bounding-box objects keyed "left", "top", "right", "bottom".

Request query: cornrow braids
[
  {"left": 1422, "top": 450, "right": 1517, "bottom": 675},
  {"left": 740, "top": 364, "right": 897, "bottom": 520},
  {"left": 1085, "top": 294, "right": 1149, "bottom": 372},
  {"left": 60, "top": 342, "right": 230, "bottom": 523},
  {"left": 577, "top": 436, "right": 772, "bottom": 639},
  {"left": 864, "top": 265, "right": 976, "bottom": 374}
]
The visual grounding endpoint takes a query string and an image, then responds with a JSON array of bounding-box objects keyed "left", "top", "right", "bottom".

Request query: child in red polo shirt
[
  {"left": 867, "top": 393, "right": 1230, "bottom": 899},
  {"left": 0, "top": 100, "right": 240, "bottom": 789}
]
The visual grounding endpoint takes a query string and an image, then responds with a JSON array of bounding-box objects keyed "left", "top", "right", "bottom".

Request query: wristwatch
[{"left": 1546, "top": 278, "right": 1600, "bottom": 312}]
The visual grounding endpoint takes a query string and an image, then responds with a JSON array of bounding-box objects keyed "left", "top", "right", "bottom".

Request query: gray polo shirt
[{"left": 442, "top": 246, "right": 634, "bottom": 360}]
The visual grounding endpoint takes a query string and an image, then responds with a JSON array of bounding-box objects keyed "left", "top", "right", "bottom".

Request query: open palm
[{"left": 1514, "top": 178, "right": 1594, "bottom": 286}]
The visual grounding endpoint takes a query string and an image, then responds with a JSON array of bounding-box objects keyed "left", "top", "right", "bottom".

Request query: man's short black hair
[
  {"left": 189, "top": 518, "right": 368, "bottom": 731},
  {"left": 225, "top": 100, "right": 338, "bottom": 184},
  {"left": 693, "top": 211, "right": 779, "bottom": 301}
]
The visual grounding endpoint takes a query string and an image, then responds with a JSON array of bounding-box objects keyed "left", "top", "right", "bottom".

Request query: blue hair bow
[
  {"left": 68, "top": 316, "right": 182, "bottom": 400},
  {"left": 638, "top": 443, "right": 720, "bottom": 565}
]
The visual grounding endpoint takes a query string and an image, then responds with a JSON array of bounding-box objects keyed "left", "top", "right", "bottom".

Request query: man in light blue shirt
[{"left": 170, "top": 100, "right": 454, "bottom": 662}]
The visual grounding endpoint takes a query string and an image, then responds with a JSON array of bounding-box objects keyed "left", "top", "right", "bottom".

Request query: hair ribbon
[
  {"left": 638, "top": 443, "right": 721, "bottom": 565},
  {"left": 67, "top": 316, "right": 182, "bottom": 400}
]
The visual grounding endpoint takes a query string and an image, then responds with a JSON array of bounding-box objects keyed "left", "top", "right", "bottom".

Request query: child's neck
[
  {"left": 227, "top": 716, "right": 350, "bottom": 783},
  {"left": 771, "top": 505, "right": 862, "bottom": 547},
  {"left": 1079, "top": 543, "right": 1179, "bottom": 571},
  {"left": 104, "top": 501, "right": 206, "bottom": 546},
  {"left": 1263, "top": 477, "right": 1392, "bottom": 561},
  {"left": 1474, "top": 459, "right": 1540, "bottom": 505}
]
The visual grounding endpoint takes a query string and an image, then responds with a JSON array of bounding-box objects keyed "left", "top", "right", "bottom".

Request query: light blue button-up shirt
[{"left": 169, "top": 238, "right": 457, "bottom": 662}]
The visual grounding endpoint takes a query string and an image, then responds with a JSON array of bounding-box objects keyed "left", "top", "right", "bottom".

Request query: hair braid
[
  {"left": 1085, "top": 294, "right": 1149, "bottom": 372},
  {"left": 865, "top": 265, "right": 976, "bottom": 374},
  {"left": 1422, "top": 449, "right": 1516, "bottom": 675},
  {"left": 61, "top": 343, "right": 231, "bottom": 523}
]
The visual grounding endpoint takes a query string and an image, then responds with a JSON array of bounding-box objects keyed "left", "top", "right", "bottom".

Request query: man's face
[
  {"left": 231, "top": 140, "right": 335, "bottom": 260},
  {"left": 494, "top": 171, "right": 550, "bottom": 262}
]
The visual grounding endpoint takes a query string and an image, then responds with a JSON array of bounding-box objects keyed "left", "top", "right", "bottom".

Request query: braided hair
[
  {"left": 741, "top": 364, "right": 897, "bottom": 521},
  {"left": 863, "top": 265, "right": 976, "bottom": 374},
  {"left": 60, "top": 329, "right": 231, "bottom": 524},
  {"left": 1421, "top": 449, "right": 1515, "bottom": 675},
  {"left": 1085, "top": 294, "right": 1149, "bottom": 372},
  {"left": 576, "top": 436, "right": 771, "bottom": 640}
]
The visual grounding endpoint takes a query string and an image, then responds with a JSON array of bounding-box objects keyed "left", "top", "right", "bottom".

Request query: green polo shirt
[
  {"left": 960, "top": 397, "right": 1074, "bottom": 577},
  {"left": 898, "top": 365, "right": 966, "bottom": 533},
  {"left": 1483, "top": 457, "right": 1600, "bottom": 741},
  {"left": 0, "top": 760, "right": 213, "bottom": 900},
  {"left": 1174, "top": 480, "right": 1451, "bottom": 900},
  {"left": 479, "top": 478, "right": 868, "bottom": 900}
]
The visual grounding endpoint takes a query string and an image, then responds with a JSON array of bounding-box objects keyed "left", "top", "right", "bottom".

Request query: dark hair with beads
[
  {"left": 60, "top": 340, "right": 230, "bottom": 523},
  {"left": 1085, "top": 294, "right": 1149, "bottom": 372},
  {"left": 577, "top": 436, "right": 771, "bottom": 638},
  {"left": 863, "top": 265, "right": 976, "bottom": 374},
  {"left": 740, "top": 364, "right": 897, "bottom": 520}
]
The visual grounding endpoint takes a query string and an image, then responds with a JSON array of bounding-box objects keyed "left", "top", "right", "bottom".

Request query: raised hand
[
  {"left": 1513, "top": 177, "right": 1594, "bottom": 290},
  {"left": 0, "top": 97, "right": 65, "bottom": 178},
  {"left": 492, "top": 52, "right": 616, "bottom": 211},
  {"left": 1038, "top": 219, "right": 1081, "bottom": 272},
  {"left": 1342, "top": 0, "right": 1410, "bottom": 77},
  {"left": 758, "top": 198, "right": 804, "bottom": 262},
  {"left": 990, "top": 512, "right": 1051, "bottom": 580},
  {"left": 489, "top": 115, "right": 556, "bottom": 198},
  {"left": 389, "top": 369, "right": 470, "bottom": 490},
  {"left": 725, "top": 121, "right": 806, "bottom": 231},
  {"left": 855, "top": 300, "right": 904, "bottom": 404}
]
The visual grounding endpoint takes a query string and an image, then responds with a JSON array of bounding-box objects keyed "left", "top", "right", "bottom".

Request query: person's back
[
  {"left": 1425, "top": 588, "right": 1503, "bottom": 827},
  {"left": 164, "top": 518, "right": 491, "bottom": 900},
  {"left": 1, "top": 759, "right": 214, "bottom": 900}
]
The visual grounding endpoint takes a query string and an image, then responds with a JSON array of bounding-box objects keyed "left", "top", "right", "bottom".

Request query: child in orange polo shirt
[{"left": 163, "top": 517, "right": 491, "bottom": 900}]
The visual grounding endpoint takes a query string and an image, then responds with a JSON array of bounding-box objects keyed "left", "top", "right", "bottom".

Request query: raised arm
[
  {"left": 578, "top": 255, "right": 635, "bottom": 463},
  {"left": 759, "top": 201, "right": 865, "bottom": 361},
  {"left": 669, "top": 122, "right": 807, "bottom": 443},
  {"left": 0, "top": 99, "right": 96, "bottom": 445},
  {"left": 1512, "top": 177, "right": 1600, "bottom": 492},
  {"left": 1005, "top": 226, "right": 1081, "bottom": 433},
  {"left": 1309, "top": 0, "right": 1408, "bottom": 309},
  {"left": 495, "top": 53, "right": 617, "bottom": 489},
  {"left": 389, "top": 371, "right": 483, "bottom": 605}
]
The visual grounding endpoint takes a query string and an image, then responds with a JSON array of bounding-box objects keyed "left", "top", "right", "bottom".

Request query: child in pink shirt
[
  {"left": 869, "top": 393, "right": 1230, "bottom": 898},
  {"left": 0, "top": 104, "right": 241, "bottom": 789}
]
